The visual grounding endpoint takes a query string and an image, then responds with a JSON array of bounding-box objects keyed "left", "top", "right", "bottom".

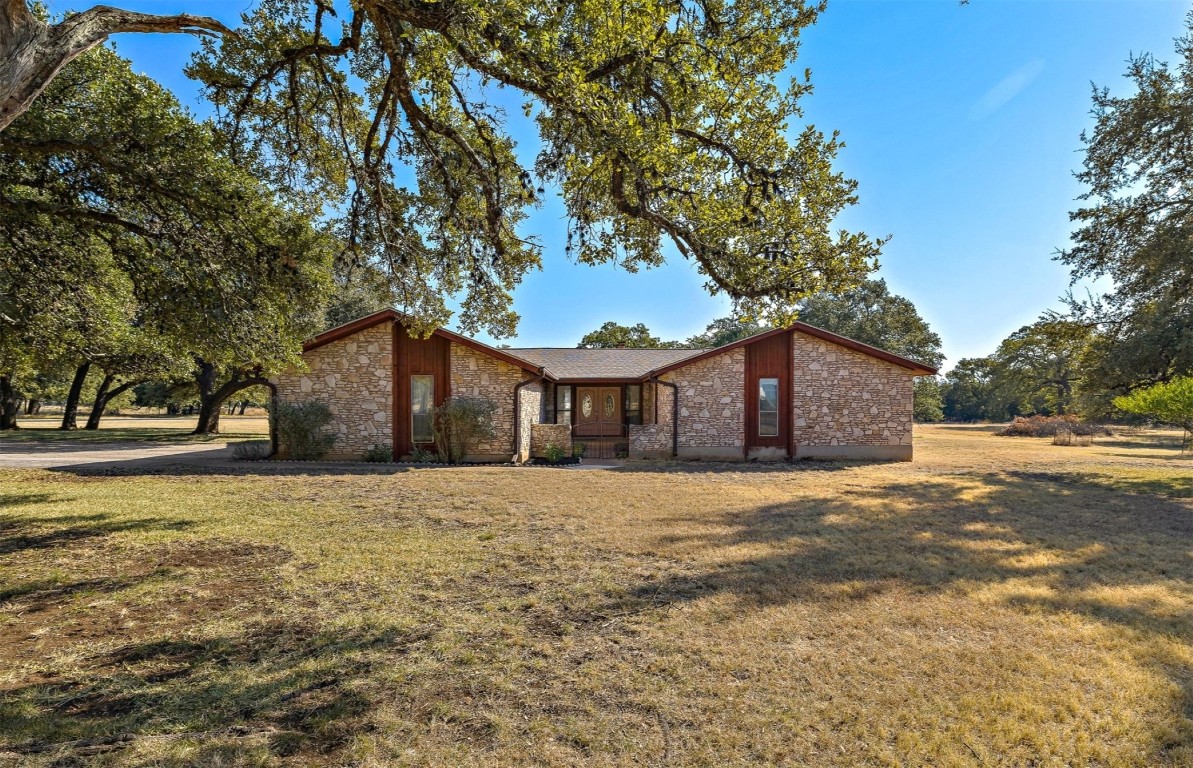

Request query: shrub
[
  {"left": 433, "top": 397, "right": 497, "bottom": 464},
  {"left": 231, "top": 439, "right": 272, "bottom": 461},
  {"left": 543, "top": 442, "right": 566, "bottom": 463},
  {"left": 408, "top": 446, "right": 441, "bottom": 464},
  {"left": 572, "top": 441, "right": 587, "bottom": 458},
  {"left": 1114, "top": 376, "right": 1193, "bottom": 452},
  {"left": 363, "top": 443, "right": 393, "bottom": 463},
  {"left": 273, "top": 401, "right": 338, "bottom": 460},
  {"left": 996, "top": 415, "right": 1112, "bottom": 438}
]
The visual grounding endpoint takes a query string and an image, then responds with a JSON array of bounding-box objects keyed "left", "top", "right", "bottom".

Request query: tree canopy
[
  {"left": 1062, "top": 13, "right": 1193, "bottom": 390},
  {"left": 179, "top": 0, "right": 880, "bottom": 337},
  {"left": 794, "top": 278, "right": 944, "bottom": 369},
  {"left": 0, "top": 43, "right": 331, "bottom": 430},
  {"left": 1114, "top": 376, "right": 1193, "bottom": 451},
  {"left": 578, "top": 321, "right": 683, "bottom": 349}
]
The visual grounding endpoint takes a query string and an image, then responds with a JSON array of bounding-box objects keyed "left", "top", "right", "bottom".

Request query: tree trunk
[
  {"left": 193, "top": 360, "right": 222, "bottom": 434},
  {"left": 0, "top": 374, "right": 19, "bottom": 429},
  {"left": 238, "top": 400, "right": 248, "bottom": 416},
  {"left": 24, "top": 397, "right": 40, "bottom": 415},
  {"left": 192, "top": 361, "right": 270, "bottom": 435},
  {"left": 0, "top": 1, "right": 231, "bottom": 132},
  {"left": 85, "top": 377, "right": 138, "bottom": 430},
  {"left": 59, "top": 360, "right": 90, "bottom": 430}
]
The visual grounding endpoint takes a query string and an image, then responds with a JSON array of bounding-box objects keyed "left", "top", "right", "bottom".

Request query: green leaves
[
  {"left": 0, "top": 43, "right": 332, "bottom": 391},
  {"left": 1114, "top": 376, "right": 1193, "bottom": 448},
  {"left": 191, "top": 0, "right": 882, "bottom": 335},
  {"left": 1062, "top": 14, "right": 1193, "bottom": 388}
]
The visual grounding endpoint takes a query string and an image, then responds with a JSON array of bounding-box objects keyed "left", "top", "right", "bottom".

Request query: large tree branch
[{"left": 1, "top": 3, "right": 232, "bottom": 131}]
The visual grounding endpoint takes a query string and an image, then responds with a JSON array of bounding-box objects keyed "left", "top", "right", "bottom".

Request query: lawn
[
  {"left": 1, "top": 414, "right": 269, "bottom": 444},
  {"left": 1, "top": 424, "right": 1191, "bottom": 766}
]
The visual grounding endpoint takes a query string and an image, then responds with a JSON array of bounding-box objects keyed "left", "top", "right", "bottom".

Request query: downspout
[
  {"left": 512, "top": 368, "right": 545, "bottom": 464},
  {"left": 652, "top": 376, "right": 679, "bottom": 459}
]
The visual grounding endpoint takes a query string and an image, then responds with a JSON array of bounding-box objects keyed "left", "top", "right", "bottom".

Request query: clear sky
[{"left": 49, "top": 0, "right": 1190, "bottom": 367}]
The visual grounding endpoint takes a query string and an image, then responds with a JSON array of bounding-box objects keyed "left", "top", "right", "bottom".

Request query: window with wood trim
[
  {"left": 625, "top": 384, "right": 642, "bottom": 425},
  {"left": 555, "top": 385, "right": 573, "bottom": 424},
  {"left": 411, "top": 375, "right": 434, "bottom": 443},
  {"left": 758, "top": 377, "right": 779, "bottom": 437}
]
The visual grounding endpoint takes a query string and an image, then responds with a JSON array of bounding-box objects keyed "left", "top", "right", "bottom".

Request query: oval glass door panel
[
  {"left": 604, "top": 393, "right": 615, "bottom": 417},
  {"left": 581, "top": 393, "right": 593, "bottom": 418}
]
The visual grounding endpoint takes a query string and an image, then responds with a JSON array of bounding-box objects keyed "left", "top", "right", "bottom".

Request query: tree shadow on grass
[
  {"left": 0, "top": 511, "right": 194, "bottom": 555},
  {"left": 605, "top": 470, "right": 1193, "bottom": 759},
  {"left": 0, "top": 619, "right": 421, "bottom": 764}
]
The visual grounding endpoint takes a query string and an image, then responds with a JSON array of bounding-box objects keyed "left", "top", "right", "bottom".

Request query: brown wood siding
[
  {"left": 394, "top": 324, "right": 451, "bottom": 457},
  {"left": 745, "top": 331, "right": 791, "bottom": 452}
]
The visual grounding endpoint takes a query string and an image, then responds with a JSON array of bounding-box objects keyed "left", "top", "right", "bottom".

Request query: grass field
[{"left": 1, "top": 424, "right": 1191, "bottom": 766}]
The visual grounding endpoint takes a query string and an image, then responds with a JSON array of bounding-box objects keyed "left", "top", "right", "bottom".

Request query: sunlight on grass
[{"left": 0, "top": 425, "right": 1191, "bottom": 765}]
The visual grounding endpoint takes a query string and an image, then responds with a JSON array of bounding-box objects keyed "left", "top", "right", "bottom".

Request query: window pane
[
  {"left": 758, "top": 377, "right": 779, "bottom": 437},
  {"left": 557, "top": 386, "right": 572, "bottom": 410},
  {"left": 557, "top": 409, "right": 571, "bottom": 425},
  {"left": 626, "top": 385, "right": 641, "bottom": 410},
  {"left": 412, "top": 375, "right": 434, "bottom": 443},
  {"left": 759, "top": 378, "right": 779, "bottom": 412}
]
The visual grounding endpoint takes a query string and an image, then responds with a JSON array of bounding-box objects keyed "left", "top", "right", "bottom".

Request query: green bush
[
  {"left": 408, "top": 446, "right": 441, "bottom": 464},
  {"left": 363, "top": 443, "right": 393, "bottom": 463},
  {"left": 273, "top": 401, "right": 338, "bottom": 460},
  {"left": 433, "top": 397, "right": 497, "bottom": 464},
  {"left": 543, "top": 442, "right": 566, "bottom": 463}
]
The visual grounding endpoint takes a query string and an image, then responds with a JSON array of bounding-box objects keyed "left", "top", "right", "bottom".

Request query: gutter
[
  {"left": 512, "top": 368, "right": 546, "bottom": 464},
  {"left": 652, "top": 377, "right": 679, "bottom": 459}
]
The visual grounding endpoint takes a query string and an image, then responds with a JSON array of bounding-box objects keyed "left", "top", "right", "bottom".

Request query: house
[{"left": 271, "top": 309, "right": 938, "bottom": 462}]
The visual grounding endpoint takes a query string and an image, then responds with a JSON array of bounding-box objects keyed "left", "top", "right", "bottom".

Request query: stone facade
[
  {"left": 665, "top": 349, "right": 746, "bottom": 460},
  {"left": 272, "top": 323, "right": 393, "bottom": 459},
  {"left": 791, "top": 331, "right": 915, "bottom": 460},
  {"left": 530, "top": 423, "right": 572, "bottom": 458},
  {"left": 517, "top": 380, "right": 542, "bottom": 462},
  {"left": 449, "top": 342, "right": 532, "bottom": 460}
]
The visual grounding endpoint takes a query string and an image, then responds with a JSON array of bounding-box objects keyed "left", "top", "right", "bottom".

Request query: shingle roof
[{"left": 504, "top": 347, "right": 706, "bottom": 380}]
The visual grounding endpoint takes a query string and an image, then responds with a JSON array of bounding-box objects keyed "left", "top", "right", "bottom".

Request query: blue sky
[{"left": 51, "top": 0, "right": 1190, "bottom": 367}]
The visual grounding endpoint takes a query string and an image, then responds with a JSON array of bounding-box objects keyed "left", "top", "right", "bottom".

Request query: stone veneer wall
[
  {"left": 791, "top": 331, "right": 914, "bottom": 460},
  {"left": 530, "top": 423, "right": 572, "bottom": 458},
  {"left": 272, "top": 323, "right": 393, "bottom": 459},
  {"left": 664, "top": 349, "right": 746, "bottom": 459},
  {"left": 629, "top": 382, "right": 673, "bottom": 458},
  {"left": 517, "top": 380, "right": 542, "bottom": 462},
  {"left": 450, "top": 342, "right": 532, "bottom": 459}
]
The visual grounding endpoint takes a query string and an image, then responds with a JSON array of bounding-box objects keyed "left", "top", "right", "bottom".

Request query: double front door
[{"left": 574, "top": 386, "right": 622, "bottom": 437}]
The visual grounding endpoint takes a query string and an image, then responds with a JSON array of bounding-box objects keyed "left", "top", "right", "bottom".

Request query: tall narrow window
[
  {"left": 758, "top": 378, "right": 779, "bottom": 437},
  {"left": 625, "top": 384, "right": 642, "bottom": 425},
  {"left": 555, "top": 385, "right": 573, "bottom": 424},
  {"left": 411, "top": 375, "right": 434, "bottom": 443}
]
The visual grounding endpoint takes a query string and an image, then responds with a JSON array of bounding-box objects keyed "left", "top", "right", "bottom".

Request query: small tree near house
[
  {"left": 1114, "top": 377, "right": 1193, "bottom": 453},
  {"left": 434, "top": 397, "right": 497, "bottom": 464}
]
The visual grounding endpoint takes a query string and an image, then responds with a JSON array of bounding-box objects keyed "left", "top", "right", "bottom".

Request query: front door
[{"left": 574, "top": 386, "right": 622, "bottom": 437}]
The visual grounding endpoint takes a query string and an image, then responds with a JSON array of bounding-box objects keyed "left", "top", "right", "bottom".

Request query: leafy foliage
[
  {"left": 795, "top": 278, "right": 943, "bottom": 369},
  {"left": 913, "top": 377, "right": 945, "bottom": 422},
  {"left": 685, "top": 316, "right": 767, "bottom": 348},
  {"left": 185, "top": 0, "right": 883, "bottom": 336},
  {"left": 1114, "top": 376, "right": 1193, "bottom": 450},
  {"left": 0, "top": 43, "right": 333, "bottom": 430},
  {"left": 363, "top": 443, "right": 394, "bottom": 463},
  {"left": 433, "top": 396, "right": 497, "bottom": 464},
  {"left": 578, "top": 322, "right": 684, "bottom": 349},
  {"left": 273, "top": 400, "right": 337, "bottom": 460},
  {"left": 1062, "top": 15, "right": 1193, "bottom": 390}
]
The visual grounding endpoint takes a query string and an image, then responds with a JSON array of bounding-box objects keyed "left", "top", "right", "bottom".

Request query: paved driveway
[{"left": 0, "top": 440, "right": 243, "bottom": 471}]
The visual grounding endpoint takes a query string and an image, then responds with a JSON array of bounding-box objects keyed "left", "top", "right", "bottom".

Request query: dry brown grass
[{"left": 1, "top": 424, "right": 1191, "bottom": 766}]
